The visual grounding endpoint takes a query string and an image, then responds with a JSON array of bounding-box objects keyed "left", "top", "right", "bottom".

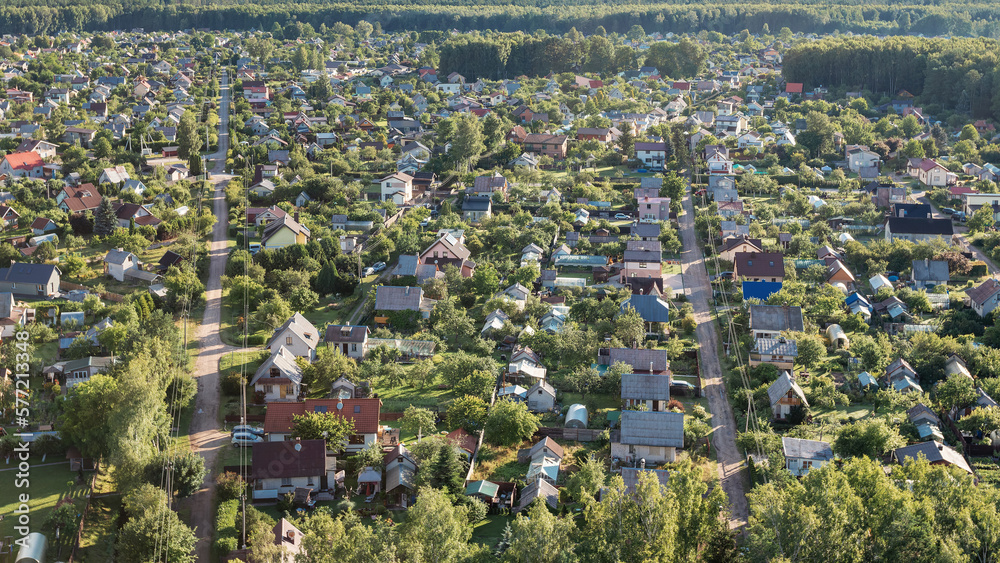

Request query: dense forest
[
  {"left": 784, "top": 36, "right": 1000, "bottom": 119},
  {"left": 5, "top": 0, "right": 1000, "bottom": 37}
]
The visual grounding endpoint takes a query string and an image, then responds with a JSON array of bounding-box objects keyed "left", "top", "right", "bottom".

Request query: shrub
[
  {"left": 216, "top": 472, "right": 246, "bottom": 502},
  {"left": 221, "top": 373, "right": 245, "bottom": 396},
  {"left": 667, "top": 399, "right": 685, "bottom": 412},
  {"left": 214, "top": 499, "right": 239, "bottom": 557}
]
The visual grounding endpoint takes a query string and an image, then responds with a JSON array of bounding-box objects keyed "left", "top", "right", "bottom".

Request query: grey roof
[
  {"left": 386, "top": 461, "right": 416, "bottom": 492},
  {"left": 103, "top": 249, "right": 135, "bottom": 265},
  {"left": 912, "top": 259, "right": 949, "bottom": 283},
  {"left": 622, "top": 294, "right": 671, "bottom": 323},
  {"left": 516, "top": 478, "right": 559, "bottom": 512},
  {"left": 618, "top": 410, "right": 684, "bottom": 448},
  {"left": 631, "top": 223, "right": 660, "bottom": 238},
  {"left": 749, "top": 305, "right": 804, "bottom": 333},
  {"left": 621, "top": 373, "right": 671, "bottom": 401},
  {"left": 375, "top": 286, "right": 423, "bottom": 311},
  {"left": 463, "top": 196, "right": 492, "bottom": 212},
  {"left": 393, "top": 255, "right": 419, "bottom": 277},
  {"left": 0, "top": 262, "right": 59, "bottom": 284},
  {"left": 324, "top": 325, "right": 369, "bottom": 343},
  {"left": 527, "top": 380, "right": 556, "bottom": 397},
  {"left": 893, "top": 441, "right": 972, "bottom": 475},
  {"left": 265, "top": 313, "right": 318, "bottom": 350},
  {"left": 624, "top": 249, "right": 661, "bottom": 263},
  {"left": 250, "top": 346, "right": 304, "bottom": 386},
  {"left": 907, "top": 403, "right": 940, "bottom": 425},
  {"left": 752, "top": 338, "right": 798, "bottom": 357},
  {"left": 607, "top": 348, "right": 669, "bottom": 372},
  {"left": 767, "top": 371, "right": 808, "bottom": 407},
  {"left": 626, "top": 240, "right": 662, "bottom": 253},
  {"left": 781, "top": 437, "right": 833, "bottom": 461}
]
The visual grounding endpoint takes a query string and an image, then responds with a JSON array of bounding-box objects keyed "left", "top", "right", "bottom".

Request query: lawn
[
  {"left": 472, "top": 514, "right": 513, "bottom": 548},
  {"left": 75, "top": 495, "right": 121, "bottom": 563},
  {"left": 376, "top": 382, "right": 457, "bottom": 413},
  {"left": 811, "top": 403, "right": 875, "bottom": 424},
  {"left": 0, "top": 459, "right": 89, "bottom": 552}
]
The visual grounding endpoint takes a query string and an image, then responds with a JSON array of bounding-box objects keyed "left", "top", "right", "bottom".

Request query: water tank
[
  {"left": 16, "top": 532, "right": 46, "bottom": 563},
  {"left": 565, "top": 404, "right": 589, "bottom": 429}
]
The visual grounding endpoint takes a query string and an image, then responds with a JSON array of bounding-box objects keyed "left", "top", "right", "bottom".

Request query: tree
[
  {"left": 901, "top": 139, "right": 925, "bottom": 159},
  {"left": 430, "top": 441, "right": 465, "bottom": 496},
  {"left": 59, "top": 374, "right": 119, "bottom": 458},
  {"left": 401, "top": 406, "right": 436, "bottom": 441},
  {"left": 303, "top": 348, "right": 358, "bottom": 393},
  {"left": 291, "top": 412, "right": 355, "bottom": 452},
  {"left": 958, "top": 406, "right": 1000, "bottom": 435},
  {"left": 143, "top": 450, "right": 207, "bottom": 498},
  {"left": 93, "top": 136, "right": 113, "bottom": 159},
  {"left": 936, "top": 374, "right": 978, "bottom": 412},
  {"left": 484, "top": 399, "right": 540, "bottom": 447},
  {"left": 961, "top": 123, "right": 981, "bottom": 143},
  {"left": 578, "top": 471, "right": 678, "bottom": 561},
  {"left": 446, "top": 395, "right": 488, "bottom": 433},
  {"left": 177, "top": 110, "right": 202, "bottom": 161},
  {"left": 298, "top": 511, "right": 398, "bottom": 563},
  {"left": 450, "top": 114, "right": 484, "bottom": 173},
  {"left": 117, "top": 484, "right": 197, "bottom": 563},
  {"left": 969, "top": 204, "right": 996, "bottom": 233},
  {"left": 253, "top": 296, "right": 292, "bottom": 331},
  {"left": 399, "top": 488, "right": 472, "bottom": 563},
  {"left": 833, "top": 418, "right": 905, "bottom": 458},
  {"left": 505, "top": 499, "right": 576, "bottom": 562},
  {"left": 94, "top": 197, "right": 117, "bottom": 236},
  {"left": 564, "top": 365, "right": 601, "bottom": 399},
  {"left": 614, "top": 305, "right": 645, "bottom": 347},
  {"left": 566, "top": 454, "right": 606, "bottom": 501},
  {"left": 792, "top": 333, "right": 825, "bottom": 369},
  {"left": 509, "top": 264, "right": 540, "bottom": 287},
  {"left": 471, "top": 262, "right": 500, "bottom": 297}
]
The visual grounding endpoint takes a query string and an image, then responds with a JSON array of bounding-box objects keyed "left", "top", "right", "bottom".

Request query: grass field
[{"left": 0, "top": 459, "right": 88, "bottom": 551}]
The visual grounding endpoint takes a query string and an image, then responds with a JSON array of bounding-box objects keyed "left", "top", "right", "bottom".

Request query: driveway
[{"left": 678, "top": 184, "right": 750, "bottom": 529}]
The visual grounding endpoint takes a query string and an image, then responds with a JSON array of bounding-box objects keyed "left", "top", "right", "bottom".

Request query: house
[
  {"left": 515, "top": 478, "right": 559, "bottom": 512},
  {"left": 103, "top": 249, "right": 138, "bottom": 282},
  {"left": 522, "top": 133, "right": 568, "bottom": 159},
  {"left": 463, "top": 196, "right": 492, "bottom": 222},
  {"left": 29, "top": 217, "right": 56, "bottom": 236},
  {"left": 472, "top": 172, "right": 509, "bottom": 200},
  {"left": 384, "top": 444, "right": 417, "bottom": 506},
  {"left": 251, "top": 347, "right": 304, "bottom": 402},
  {"left": 750, "top": 338, "right": 797, "bottom": 370},
  {"left": 611, "top": 410, "right": 684, "bottom": 464},
  {"left": 635, "top": 142, "right": 668, "bottom": 170},
  {"left": 0, "top": 263, "right": 60, "bottom": 298},
  {"left": 419, "top": 233, "right": 475, "bottom": 277},
  {"left": 620, "top": 294, "right": 670, "bottom": 335},
  {"left": 262, "top": 216, "right": 311, "bottom": 250},
  {"left": 112, "top": 202, "right": 160, "bottom": 229},
  {"left": 378, "top": 172, "right": 414, "bottom": 204},
  {"left": 621, "top": 373, "right": 671, "bottom": 412},
  {"left": 912, "top": 259, "right": 949, "bottom": 289},
  {"left": 98, "top": 165, "right": 130, "bottom": 185},
  {"left": 969, "top": 278, "right": 1000, "bottom": 317},
  {"left": 267, "top": 313, "right": 319, "bottom": 361},
  {"left": 324, "top": 325, "right": 369, "bottom": 359},
  {"left": 782, "top": 437, "right": 834, "bottom": 477},
  {"left": 825, "top": 260, "right": 856, "bottom": 288},
  {"left": 892, "top": 441, "right": 973, "bottom": 475},
  {"left": 526, "top": 381, "right": 556, "bottom": 412},
  {"left": 845, "top": 146, "right": 880, "bottom": 173},
  {"left": 0, "top": 206, "right": 20, "bottom": 229},
  {"left": 718, "top": 236, "right": 763, "bottom": 262},
  {"left": 247, "top": 206, "right": 288, "bottom": 227},
  {"left": 635, "top": 196, "right": 672, "bottom": 222},
  {"left": 884, "top": 217, "right": 954, "bottom": 243},
  {"left": 767, "top": 371, "right": 808, "bottom": 420},
  {"left": 156, "top": 251, "right": 184, "bottom": 274},
  {"left": 705, "top": 145, "right": 733, "bottom": 175},
  {"left": 0, "top": 152, "right": 44, "bottom": 179},
  {"left": 599, "top": 347, "right": 669, "bottom": 374},
  {"left": 47, "top": 356, "right": 115, "bottom": 388},
  {"left": 15, "top": 140, "right": 57, "bottom": 159},
  {"left": 263, "top": 398, "right": 383, "bottom": 452},
  {"left": 374, "top": 286, "right": 435, "bottom": 318},
  {"left": 913, "top": 158, "right": 954, "bottom": 187},
  {"left": 251, "top": 439, "right": 328, "bottom": 499},
  {"left": 733, "top": 252, "right": 785, "bottom": 283},
  {"left": 742, "top": 281, "right": 783, "bottom": 302}
]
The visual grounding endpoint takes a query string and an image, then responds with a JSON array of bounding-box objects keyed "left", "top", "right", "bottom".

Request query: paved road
[
  {"left": 678, "top": 184, "right": 749, "bottom": 529},
  {"left": 184, "top": 69, "right": 242, "bottom": 562}
]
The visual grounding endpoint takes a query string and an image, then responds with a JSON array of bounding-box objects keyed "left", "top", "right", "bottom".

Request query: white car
[
  {"left": 232, "top": 432, "right": 264, "bottom": 447},
  {"left": 231, "top": 425, "right": 264, "bottom": 437}
]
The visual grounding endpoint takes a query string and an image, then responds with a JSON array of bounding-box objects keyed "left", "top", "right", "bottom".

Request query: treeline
[
  {"left": 5, "top": 1, "right": 1000, "bottom": 37},
  {"left": 784, "top": 36, "right": 1000, "bottom": 119}
]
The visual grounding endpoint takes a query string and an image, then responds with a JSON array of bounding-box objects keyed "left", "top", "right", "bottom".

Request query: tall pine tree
[{"left": 94, "top": 197, "right": 117, "bottom": 236}]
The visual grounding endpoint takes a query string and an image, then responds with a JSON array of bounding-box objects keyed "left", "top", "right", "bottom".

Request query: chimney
[{"left": 294, "top": 211, "right": 300, "bottom": 222}]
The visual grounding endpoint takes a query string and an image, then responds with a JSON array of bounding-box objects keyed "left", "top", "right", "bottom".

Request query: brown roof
[
  {"left": 523, "top": 133, "right": 568, "bottom": 145},
  {"left": 251, "top": 439, "right": 326, "bottom": 479},
  {"left": 446, "top": 428, "right": 477, "bottom": 454},
  {"left": 719, "top": 236, "right": 762, "bottom": 254},
  {"left": 263, "top": 398, "right": 382, "bottom": 434},
  {"left": 968, "top": 278, "right": 1000, "bottom": 306},
  {"left": 60, "top": 184, "right": 101, "bottom": 212},
  {"left": 733, "top": 251, "right": 785, "bottom": 278}
]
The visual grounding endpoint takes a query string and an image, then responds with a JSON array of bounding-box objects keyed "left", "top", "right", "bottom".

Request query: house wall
[
  {"left": 255, "top": 381, "right": 298, "bottom": 402},
  {"left": 527, "top": 390, "right": 556, "bottom": 412},
  {"left": 270, "top": 330, "right": 317, "bottom": 360},
  {"left": 263, "top": 227, "right": 299, "bottom": 250},
  {"left": 327, "top": 339, "right": 366, "bottom": 359},
  {"left": 749, "top": 354, "right": 794, "bottom": 370},
  {"left": 772, "top": 395, "right": 802, "bottom": 420},
  {"left": 786, "top": 456, "right": 828, "bottom": 477},
  {"left": 257, "top": 474, "right": 321, "bottom": 496},
  {"left": 267, "top": 431, "right": 377, "bottom": 454},
  {"left": 610, "top": 442, "right": 676, "bottom": 464}
]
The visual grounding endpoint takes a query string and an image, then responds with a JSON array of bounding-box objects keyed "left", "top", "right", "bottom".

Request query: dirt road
[{"left": 678, "top": 185, "right": 750, "bottom": 529}]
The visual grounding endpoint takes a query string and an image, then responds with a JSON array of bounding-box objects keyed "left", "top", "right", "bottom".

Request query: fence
[
  {"left": 534, "top": 427, "right": 602, "bottom": 442},
  {"left": 66, "top": 470, "right": 99, "bottom": 562},
  {"left": 59, "top": 281, "right": 125, "bottom": 303}
]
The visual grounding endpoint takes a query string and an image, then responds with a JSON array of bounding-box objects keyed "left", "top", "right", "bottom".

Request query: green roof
[{"left": 465, "top": 480, "right": 499, "bottom": 497}]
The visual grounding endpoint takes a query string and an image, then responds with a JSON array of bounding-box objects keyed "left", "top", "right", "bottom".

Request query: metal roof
[
  {"left": 621, "top": 294, "right": 671, "bottom": 323},
  {"left": 621, "top": 373, "right": 671, "bottom": 401},
  {"left": 781, "top": 437, "right": 833, "bottom": 461},
  {"left": 618, "top": 410, "right": 684, "bottom": 448},
  {"left": 767, "top": 371, "right": 808, "bottom": 407},
  {"left": 749, "top": 305, "right": 804, "bottom": 332}
]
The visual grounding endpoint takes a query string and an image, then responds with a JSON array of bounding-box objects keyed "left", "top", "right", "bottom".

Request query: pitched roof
[
  {"left": 250, "top": 346, "right": 304, "bottom": 386},
  {"left": 528, "top": 437, "right": 564, "bottom": 461},
  {"left": 607, "top": 347, "right": 669, "bottom": 372},
  {"left": 912, "top": 259, "right": 949, "bottom": 283},
  {"left": 720, "top": 236, "right": 762, "bottom": 254},
  {"left": 618, "top": 410, "right": 684, "bottom": 448},
  {"left": 621, "top": 373, "right": 671, "bottom": 402},
  {"left": 266, "top": 312, "right": 319, "bottom": 350},
  {"left": 251, "top": 439, "right": 326, "bottom": 479},
  {"left": 742, "top": 281, "right": 782, "bottom": 301},
  {"left": 516, "top": 478, "right": 559, "bottom": 511},
  {"left": 324, "top": 325, "right": 369, "bottom": 343},
  {"left": 263, "top": 398, "right": 382, "bottom": 434},
  {"left": 968, "top": 278, "right": 1000, "bottom": 306},
  {"left": 523, "top": 133, "right": 568, "bottom": 145},
  {"left": 767, "top": 371, "right": 808, "bottom": 407},
  {"left": 0, "top": 262, "right": 59, "bottom": 284},
  {"left": 781, "top": 437, "right": 833, "bottom": 461},
  {"left": 886, "top": 217, "right": 954, "bottom": 236},
  {"left": 374, "top": 286, "right": 423, "bottom": 311},
  {"left": 752, "top": 338, "right": 798, "bottom": 357},
  {"left": 749, "top": 305, "right": 804, "bottom": 332},
  {"left": 621, "top": 294, "right": 671, "bottom": 323},
  {"left": 103, "top": 249, "right": 135, "bottom": 265},
  {"left": 620, "top": 467, "right": 670, "bottom": 493},
  {"left": 734, "top": 252, "right": 785, "bottom": 278},
  {"left": 893, "top": 441, "right": 972, "bottom": 475}
]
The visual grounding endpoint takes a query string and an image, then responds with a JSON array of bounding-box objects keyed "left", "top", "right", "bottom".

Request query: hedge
[{"left": 214, "top": 499, "right": 239, "bottom": 558}]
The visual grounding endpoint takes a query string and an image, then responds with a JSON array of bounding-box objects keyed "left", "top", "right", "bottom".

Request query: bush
[
  {"left": 216, "top": 472, "right": 246, "bottom": 502},
  {"left": 221, "top": 373, "right": 246, "bottom": 396},
  {"left": 214, "top": 499, "right": 239, "bottom": 557},
  {"left": 245, "top": 334, "right": 266, "bottom": 346}
]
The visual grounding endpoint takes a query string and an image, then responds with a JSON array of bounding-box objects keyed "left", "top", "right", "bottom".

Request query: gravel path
[{"left": 678, "top": 183, "right": 750, "bottom": 529}]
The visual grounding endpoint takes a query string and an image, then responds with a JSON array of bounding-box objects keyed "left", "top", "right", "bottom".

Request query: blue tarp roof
[{"left": 742, "top": 281, "right": 782, "bottom": 302}]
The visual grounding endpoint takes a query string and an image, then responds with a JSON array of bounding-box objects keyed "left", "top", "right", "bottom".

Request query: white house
[
  {"left": 251, "top": 346, "right": 304, "bottom": 402},
  {"left": 103, "top": 249, "right": 139, "bottom": 282},
  {"left": 266, "top": 312, "right": 319, "bottom": 361},
  {"left": 379, "top": 172, "right": 414, "bottom": 204},
  {"left": 782, "top": 437, "right": 834, "bottom": 477}
]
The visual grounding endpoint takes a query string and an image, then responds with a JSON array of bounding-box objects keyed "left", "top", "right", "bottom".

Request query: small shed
[
  {"left": 825, "top": 324, "right": 849, "bottom": 349},
  {"left": 565, "top": 404, "right": 589, "bottom": 429},
  {"left": 357, "top": 466, "right": 381, "bottom": 495},
  {"left": 857, "top": 371, "right": 879, "bottom": 388}
]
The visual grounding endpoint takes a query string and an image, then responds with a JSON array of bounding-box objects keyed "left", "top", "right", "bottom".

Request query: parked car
[
  {"left": 710, "top": 271, "right": 734, "bottom": 282},
  {"left": 371, "top": 261, "right": 387, "bottom": 273},
  {"left": 953, "top": 212, "right": 967, "bottom": 222},
  {"left": 614, "top": 213, "right": 631, "bottom": 220},
  {"left": 941, "top": 207, "right": 956, "bottom": 216},
  {"left": 363, "top": 267, "right": 375, "bottom": 276},
  {"left": 231, "top": 425, "right": 264, "bottom": 437},
  {"left": 232, "top": 432, "right": 264, "bottom": 447}
]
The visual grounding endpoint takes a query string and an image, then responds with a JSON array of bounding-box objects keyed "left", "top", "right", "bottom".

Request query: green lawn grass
[
  {"left": 75, "top": 495, "right": 121, "bottom": 563},
  {"left": 0, "top": 459, "right": 88, "bottom": 547},
  {"left": 472, "top": 514, "right": 513, "bottom": 548},
  {"left": 376, "top": 383, "right": 457, "bottom": 413}
]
